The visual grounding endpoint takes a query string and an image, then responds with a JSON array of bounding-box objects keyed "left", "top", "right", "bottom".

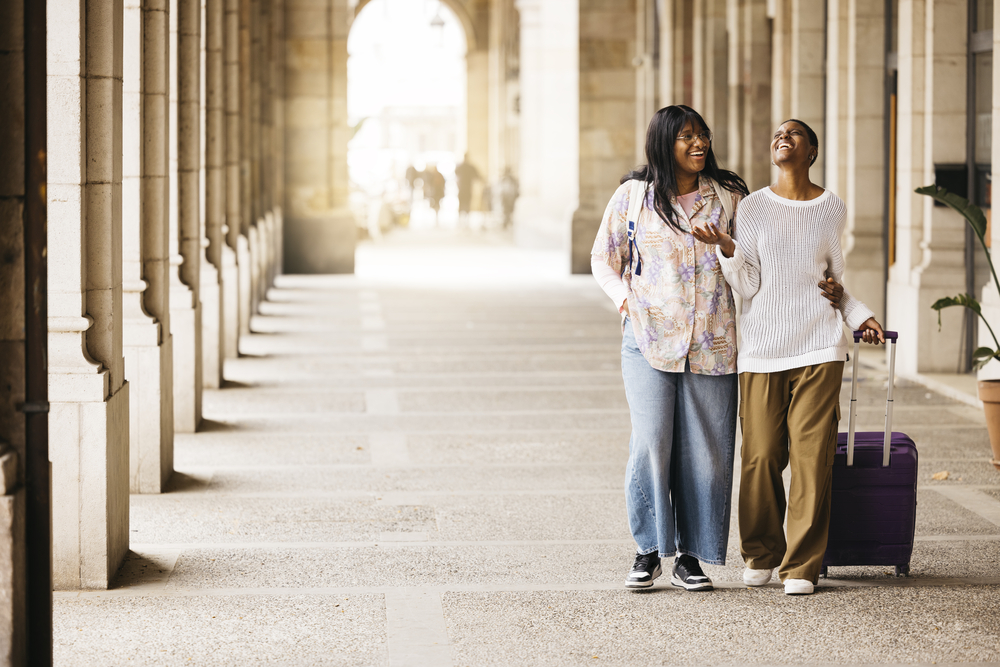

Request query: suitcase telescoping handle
[{"left": 847, "top": 330, "right": 899, "bottom": 467}]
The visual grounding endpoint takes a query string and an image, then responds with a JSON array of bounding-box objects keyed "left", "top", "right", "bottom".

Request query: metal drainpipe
[
  {"left": 965, "top": 0, "right": 977, "bottom": 373},
  {"left": 23, "top": 0, "right": 52, "bottom": 661}
]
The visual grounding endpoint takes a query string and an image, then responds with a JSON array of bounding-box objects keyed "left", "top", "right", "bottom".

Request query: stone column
[
  {"left": 770, "top": 0, "right": 791, "bottom": 125},
  {"left": 887, "top": 0, "right": 968, "bottom": 374},
  {"left": 202, "top": 0, "right": 224, "bottom": 389},
  {"left": 169, "top": 0, "right": 203, "bottom": 433},
  {"left": 572, "top": 0, "right": 638, "bottom": 273},
  {"left": 658, "top": 0, "right": 674, "bottom": 105},
  {"left": 467, "top": 45, "right": 490, "bottom": 209},
  {"left": 697, "top": 0, "right": 729, "bottom": 163},
  {"left": 487, "top": 0, "right": 518, "bottom": 186},
  {"left": 48, "top": 0, "right": 130, "bottom": 589},
  {"left": 270, "top": 0, "right": 284, "bottom": 278},
  {"left": 669, "top": 0, "right": 693, "bottom": 105},
  {"left": 124, "top": 0, "right": 174, "bottom": 492},
  {"left": 247, "top": 0, "right": 261, "bottom": 317},
  {"left": 636, "top": 0, "right": 656, "bottom": 164},
  {"left": 843, "top": 0, "right": 886, "bottom": 319},
  {"left": 282, "top": 0, "right": 354, "bottom": 274},
  {"left": 516, "top": 0, "right": 578, "bottom": 260},
  {"left": 737, "top": 0, "right": 771, "bottom": 191},
  {"left": 237, "top": 0, "right": 252, "bottom": 333},
  {"left": 789, "top": 0, "right": 825, "bottom": 181},
  {"left": 0, "top": 0, "right": 29, "bottom": 654},
  {"left": 825, "top": 0, "right": 849, "bottom": 196},
  {"left": 223, "top": 0, "right": 240, "bottom": 358}
]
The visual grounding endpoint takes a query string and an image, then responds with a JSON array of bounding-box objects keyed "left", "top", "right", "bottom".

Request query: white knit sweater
[{"left": 716, "top": 187, "right": 874, "bottom": 374}]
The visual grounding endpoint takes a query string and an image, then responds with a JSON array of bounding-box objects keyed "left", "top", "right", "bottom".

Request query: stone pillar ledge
[
  {"left": 48, "top": 369, "right": 110, "bottom": 403},
  {"left": 123, "top": 320, "right": 162, "bottom": 346},
  {"left": 47, "top": 316, "right": 93, "bottom": 333},
  {"left": 122, "top": 279, "right": 148, "bottom": 293}
]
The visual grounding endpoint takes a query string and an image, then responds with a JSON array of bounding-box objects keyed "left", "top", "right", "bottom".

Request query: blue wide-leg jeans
[{"left": 621, "top": 323, "right": 738, "bottom": 564}]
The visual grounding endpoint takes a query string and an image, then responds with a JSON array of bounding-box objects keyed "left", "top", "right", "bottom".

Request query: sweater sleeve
[
  {"left": 716, "top": 197, "right": 761, "bottom": 299},
  {"left": 827, "top": 212, "right": 875, "bottom": 330},
  {"left": 591, "top": 257, "right": 629, "bottom": 312}
]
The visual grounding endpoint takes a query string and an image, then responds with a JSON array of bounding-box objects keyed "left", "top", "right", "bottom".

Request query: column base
[
  {"left": 51, "top": 376, "right": 129, "bottom": 590},
  {"left": 282, "top": 213, "right": 356, "bottom": 274},
  {"left": 124, "top": 323, "right": 174, "bottom": 492},
  {"left": 170, "top": 293, "right": 202, "bottom": 434},
  {"left": 200, "top": 262, "right": 222, "bottom": 389},
  {"left": 222, "top": 243, "right": 239, "bottom": 361},
  {"left": 887, "top": 272, "right": 966, "bottom": 375},
  {"left": 238, "top": 234, "right": 252, "bottom": 337}
]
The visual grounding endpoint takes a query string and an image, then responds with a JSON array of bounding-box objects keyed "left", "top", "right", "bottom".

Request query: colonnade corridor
[{"left": 51, "top": 230, "right": 1000, "bottom": 665}]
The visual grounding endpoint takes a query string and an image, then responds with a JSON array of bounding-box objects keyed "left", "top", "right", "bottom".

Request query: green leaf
[
  {"left": 930, "top": 293, "right": 982, "bottom": 330},
  {"left": 971, "top": 346, "right": 997, "bottom": 361},
  {"left": 917, "top": 185, "right": 1000, "bottom": 351},
  {"left": 915, "top": 185, "right": 989, "bottom": 242},
  {"left": 972, "top": 348, "right": 1000, "bottom": 371},
  {"left": 930, "top": 294, "right": 981, "bottom": 314}
]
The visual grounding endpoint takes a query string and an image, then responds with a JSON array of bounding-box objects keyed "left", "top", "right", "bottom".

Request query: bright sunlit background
[{"left": 348, "top": 0, "right": 467, "bottom": 234}]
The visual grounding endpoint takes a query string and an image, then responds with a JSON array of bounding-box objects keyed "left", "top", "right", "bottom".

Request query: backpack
[{"left": 622, "top": 177, "right": 735, "bottom": 278}]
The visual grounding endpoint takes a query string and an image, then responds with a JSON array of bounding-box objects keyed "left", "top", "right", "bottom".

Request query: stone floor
[{"left": 54, "top": 228, "right": 1000, "bottom": 666}]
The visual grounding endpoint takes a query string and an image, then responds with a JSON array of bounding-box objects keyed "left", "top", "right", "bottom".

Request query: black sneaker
[
  {"left": 625, "top": 552, "right": 662, "bottom": 589},
  {"left": 670, "top": 554, "right": 713, "bottom": 591}
]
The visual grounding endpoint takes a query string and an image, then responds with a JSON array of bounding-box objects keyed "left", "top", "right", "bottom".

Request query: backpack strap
[
  {"left": 709, "top": 177, "right": 734, "bottom": 234},
  {"left": 623, "top": 179, "right": 646, "bottom": 277}
]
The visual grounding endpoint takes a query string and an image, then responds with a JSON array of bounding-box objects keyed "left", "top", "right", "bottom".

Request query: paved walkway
[{"left": 54, "top": 229, "right": 1000, "bottom": 665}]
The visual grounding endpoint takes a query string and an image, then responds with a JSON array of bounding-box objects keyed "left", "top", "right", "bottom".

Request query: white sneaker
[
  {"left": 743, "top": 567, "right": 773, "bottom": 586},
  {"left": 783, "top": 578, "right": 814, "bottom": 595}
]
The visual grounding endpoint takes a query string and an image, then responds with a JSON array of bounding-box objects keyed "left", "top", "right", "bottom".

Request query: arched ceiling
[{"left": 352, "top": 0, "right": 479, "bottom": 50}]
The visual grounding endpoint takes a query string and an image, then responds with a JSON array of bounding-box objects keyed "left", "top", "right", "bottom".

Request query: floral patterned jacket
[{"left": 591, "top": 176, "right": 741, "bottom": 375}]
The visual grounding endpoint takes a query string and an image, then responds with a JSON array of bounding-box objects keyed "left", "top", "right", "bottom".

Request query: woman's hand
[
  {"left": 691, "top": 222, "right": 736, "bottom": 258},
  {"left": 620, "top": 300, "right": 630, "bottom": 318},
  {"left": 818, "top": 277, "right": 844, "bottom": 309},
  {"left": 859, "top": 317, "right": 885, "bottom": 345}
]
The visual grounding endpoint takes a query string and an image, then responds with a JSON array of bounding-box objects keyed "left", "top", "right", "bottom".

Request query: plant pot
[{"left": 977, "top": 380, "right": 1000, "bottom": 471}]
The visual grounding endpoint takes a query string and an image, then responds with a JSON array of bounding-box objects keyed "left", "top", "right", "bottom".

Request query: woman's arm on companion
[{"left": 691, "top": 199, "right": 761, "bottom": 299}]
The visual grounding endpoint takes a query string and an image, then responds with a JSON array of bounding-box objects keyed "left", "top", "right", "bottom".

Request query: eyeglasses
[{"left": 676, "top": 131, "right": 713, "bottom": 144}]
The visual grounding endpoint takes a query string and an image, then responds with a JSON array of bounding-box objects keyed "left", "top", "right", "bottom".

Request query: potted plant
[{"left": 916, "top": 184, "right": 1000, "bottom": 471}]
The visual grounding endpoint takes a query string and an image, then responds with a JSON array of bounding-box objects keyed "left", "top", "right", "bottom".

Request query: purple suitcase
[{"left": 821, "top": 331, "right": 918, "bottom": 578}]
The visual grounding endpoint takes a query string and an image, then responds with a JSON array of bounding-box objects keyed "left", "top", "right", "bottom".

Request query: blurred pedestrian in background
[
  {"left": 424, "top": 164, "right": 446, "bottom": 225},
  {"left": 455, "top": 154, "right": 481, "bottom": 228},
  {"left": 405, "top": 164, "right": 419, "bottom": 205},
  {"left": 499, "top": 168, "right": 519, "bottom": 229}
]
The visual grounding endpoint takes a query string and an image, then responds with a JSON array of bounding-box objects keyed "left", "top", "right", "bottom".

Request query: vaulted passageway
[{"left": 52, "top": 229, "right": 1000, "bottom": 665}]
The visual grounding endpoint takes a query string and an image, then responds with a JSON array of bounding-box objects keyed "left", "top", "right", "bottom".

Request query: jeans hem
[{"left": 677, "top": 549, "right": 727, "bottom": 566}]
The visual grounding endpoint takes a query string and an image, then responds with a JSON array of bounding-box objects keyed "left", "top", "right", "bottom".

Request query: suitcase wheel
[
  {"left": 820, "top": 565, "right": 828, "bottom": 578},
  {"left": 895, "top": 564, "right": 910, "bottom": 577}
]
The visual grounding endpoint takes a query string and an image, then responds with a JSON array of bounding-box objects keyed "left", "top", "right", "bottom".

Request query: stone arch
[
  {"left": 348, "top": 0, "right": 489, "bottom": 211},
  {"left": 352, "top": 0, "right": 478, "bottom": 50}
]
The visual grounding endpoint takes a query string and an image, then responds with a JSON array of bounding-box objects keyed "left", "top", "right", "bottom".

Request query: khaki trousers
[{"left": 738, "top": 361, "right": 844, "bottom": 583}]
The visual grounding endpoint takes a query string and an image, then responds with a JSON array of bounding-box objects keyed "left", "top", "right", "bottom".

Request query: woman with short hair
[{"left": 692, "top": 119, "right": 884, "bottom": 595}]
